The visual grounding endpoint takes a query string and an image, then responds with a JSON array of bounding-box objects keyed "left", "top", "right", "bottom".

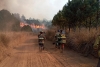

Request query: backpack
[
  {"left": 38, "top": 34, "right": 44, "bottom": 43},
  {"left": 61, "top": 34, "right": 66, "bottom": 37},
  {"left": 60, "top": 33, "right": 66, "bottom": 43},
  {"left": 38, "top": 34, "right": 44, "bottom": 40},
  {"left": 55, "top": 32, "right": 60, "bottom": 41}
]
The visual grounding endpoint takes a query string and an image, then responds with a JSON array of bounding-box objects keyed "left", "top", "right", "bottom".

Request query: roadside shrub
[
  {"left": 68, "top": 28, "right": 100, "bottom": 57},
  {"left": 0, "top": 34, "right": 10, "bottom": 47},
  {"left": 46, "top": 30, "right": 55, "bottom": 41},
  {"left": 46, "top": 28, "right": 100, "bottom": 57}
]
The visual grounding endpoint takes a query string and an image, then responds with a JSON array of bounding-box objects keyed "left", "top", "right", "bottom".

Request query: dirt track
[{"left": 0, "top": 35, "right": 98, "bottom": 67}]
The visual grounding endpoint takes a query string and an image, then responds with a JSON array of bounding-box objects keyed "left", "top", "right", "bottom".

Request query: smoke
[
  {"left": 0, "top": 0, "right": 9, "bottom": 10},
  {"left": 0, "top": 0, "right": 68, "bottom": 20}
]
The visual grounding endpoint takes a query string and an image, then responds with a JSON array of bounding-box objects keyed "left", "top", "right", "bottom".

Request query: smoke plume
[{"left": 0, "top": 0, "right": 68, "bottom": 20}]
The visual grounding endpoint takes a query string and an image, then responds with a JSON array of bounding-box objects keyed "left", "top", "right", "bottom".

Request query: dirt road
[{"left": 0, "top": 35, "right": 98, "bottom": 67}]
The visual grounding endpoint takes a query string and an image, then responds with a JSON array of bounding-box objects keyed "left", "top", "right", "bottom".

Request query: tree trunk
[
  {"left": 68, "top": 23, "right": 70, "bottom": 32},
  {"left": 96, "top": 9, "right": 99, "bottom": 30},
  {"left": 89, "top": 17, "right": 91, "bottom": 32},
  {"left": 79, "top": 25, "right": 81, "bottom": 32},
  {"left": 86, "top": 19, "right": 88, "bottom": 29},
  {"left": 78, "top": 22, "right": 81, "bottom": 32}
]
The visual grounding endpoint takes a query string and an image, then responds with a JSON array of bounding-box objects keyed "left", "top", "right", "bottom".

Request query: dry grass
[
  {"left": 0, "top": 34, "right": 10, "bottom": 47},
  {"left": 0, "top": 32, "right": 33, "bottom": 62},
  {"left": 46, "top": 27, "right": 100, "bottom": 57},
  {"left": 46, "top": 30, "right": 55, "bottom": 41}
]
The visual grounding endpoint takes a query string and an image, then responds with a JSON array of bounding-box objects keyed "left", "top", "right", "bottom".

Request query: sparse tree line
[
  {"left": 0, "top": 9, "right": 52, "bottom": 32},
  {"left": 52, "top": 0, "right": 100, "bottom": 31}
]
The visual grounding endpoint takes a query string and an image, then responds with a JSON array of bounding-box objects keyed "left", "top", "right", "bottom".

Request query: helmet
[
  {"left": 40, "top": 31, "right": 43, "bottom": 34},
  {"left": 57, "top": 30, "right": 60, "bottom": 32},
  {"left": 60, "top": 30, "right": 63, "bottom": 33}
]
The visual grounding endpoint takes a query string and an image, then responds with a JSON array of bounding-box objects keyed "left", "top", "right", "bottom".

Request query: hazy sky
[{"left": 0, "top": 0, "right": 68, "bottom": 20}]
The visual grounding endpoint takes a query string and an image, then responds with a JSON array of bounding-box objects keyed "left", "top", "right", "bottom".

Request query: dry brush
[
  {"left": 46, "top": 28, "right": 100, "bottom": 57},
  {"left": 0, "top": 32, "right": 33, "bottom": 62}
]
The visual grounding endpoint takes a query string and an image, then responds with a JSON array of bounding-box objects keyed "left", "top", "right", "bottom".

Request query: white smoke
[{"left": 0, "top": 0, "right": 68, "bottom": 20}]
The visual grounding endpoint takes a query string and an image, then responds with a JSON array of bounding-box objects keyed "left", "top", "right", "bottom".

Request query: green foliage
[
  {"left": 52, "top": 0, "right": 100, "bottom": 31},
  {"left": 52, "top": 10, "right": 67, "bottom": 29}
]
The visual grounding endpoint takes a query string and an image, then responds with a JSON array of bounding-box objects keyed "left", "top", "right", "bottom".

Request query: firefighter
[
  {"left": 38, "top": 31, "right": 46, "bottom": 50},
  {"left": 59, "top": 30, "right": 66, "bottom": 52},
  {"left": 53, "top": 30, "right": 60, "bottom": 48},
  {"left": 93, "top": 35, "right": 100, "bottom": 67}
]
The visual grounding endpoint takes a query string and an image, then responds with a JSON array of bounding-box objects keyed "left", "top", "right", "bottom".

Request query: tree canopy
[{"left": 52, "top": 0, "right": 100, "bottom": 31}]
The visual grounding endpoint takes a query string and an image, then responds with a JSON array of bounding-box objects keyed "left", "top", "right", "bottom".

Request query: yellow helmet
[{"left": 61, "top": 34, "right": 66, "bottom": 38}]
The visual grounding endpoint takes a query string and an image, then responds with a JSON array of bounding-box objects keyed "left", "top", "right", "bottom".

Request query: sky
[{"left": 0, "top": 0, "right": 68, "bottom": 20}]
